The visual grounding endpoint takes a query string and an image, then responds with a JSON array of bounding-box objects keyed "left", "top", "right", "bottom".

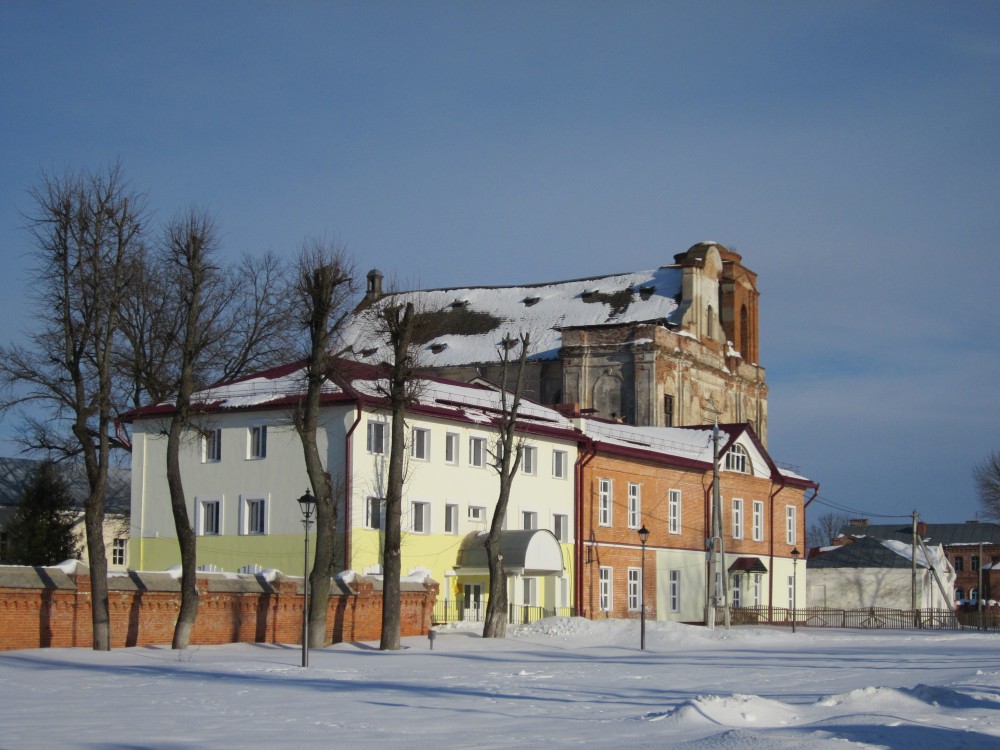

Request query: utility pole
[
  {"left": 979, "top": 540, "right": 985, "bottom": 630},
  {"left": 911, "top": 511, "right": 918, "bottom": 623},
  {"left": 704, "top": 399, "right": 729, "bottom": 630}
]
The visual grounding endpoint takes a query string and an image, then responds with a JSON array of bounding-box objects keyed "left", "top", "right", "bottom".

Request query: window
[
  {"left": 752, "top": 573, "right": 762, "bottom": 606},
  {"left": 470, "top": 436, "right": 487, "bottom": 467},
  {"left": 445, "top": 432, "right": 459, "bottom": 464},
  {"left": 955, "top": 588, "right": 965, "bottom": 602},
  {"left": 972, "top": 555, "right": 981, "bottom": 572},
  {"left": 522, "top": 446, "right": 537, "bottom": 475},
  {"left": 732, "top": 498, "right": 744, "bottom": 540},
  {"left": 202, "top": 428, "right": 221, "bottom": 462},
  {"left": 367, "top": 421, "right": 386, "bottom": 454},
  {"left": 752, "top": 501, "right": 764, "bottom": 541},
  {"left": 788, "top": 575, "right": 795, "bottom": 609},
  {"left": 599, "top": 566, "right": 613, "bottom": 611},
  {"left": 553, "top": 450, "right": 568, "bottom": 479},
  {"left": 786, "top": 506, "right": 796, "bottom": 545},
  {"left": 732, "top": 574, "right": 742, "bottom": 607},
  {"left": 249, "top": 425, "right": 267, "bottom": 459},
  {"left": 668, "top": 489, "right": 681, "bottom": 534},
  {"left": 365, "top": 497, "right": 384, "bottom": 530},
  {"left": 669, "top": 570, "right": 680, "bottom": 612},
  {"left": 522, "top": 511, "right": 538, "bottom": 530},
  {"left": 242, "top": 497, "right": 267, "bottom": 535},
  {"left": 411, "top": 427, "right": 430, "bottom": 461},
  {"left": 445, "top": 504, "right": 459, "bottom": 534},
  {"left": 523, "top": 577, "right": 537, "bottom": 606},
  {"left": 411, "top": 501, "right": 430, "bottom": 533},
  {"left": 627, "top": 483, "right": 641, "bottom": 529},
  {"left": 112, "top": 538, "right": 126, "bottom": 566},
  {"left": 971, "top": 588, "right": 980, "bottom": 602},
  {"left": 954, "top": 556, "right": 964, "bottom": 572},
  {"left": 628, "top": 568, "right": 642, "bottom": 612},
  {"left": 598, "top": 479, "right": 612, "bottom": 527},
  {"left": 664, "top": 394, "right": 674, "bottom": 427},
  {"left": 197, "top": 498, "right": 222, "bottom": 536},
  {"left": 554, "top": 514, "right": 569, "bottom": 542},
  {"left": 468, "top": 505, "right": 485, "bottom": 522},
  {"left": 725, "top": 444, "right": 749, "bottom": 474}
]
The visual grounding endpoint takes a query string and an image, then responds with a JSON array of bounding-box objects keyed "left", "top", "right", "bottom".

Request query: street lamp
[
  {"left": 298, "top": 489, "right": 316, "bottom": 667},
  {"left": 638, "top": 525, "right": 650, "bottom": 650},
  {"left": 791, "top": 547, "right": 800, "bottom": 634}
]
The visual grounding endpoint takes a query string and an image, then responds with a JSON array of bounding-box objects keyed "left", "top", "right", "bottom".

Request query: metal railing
[
  {"left": 723, "top": 605, "right": 997, "bottom": 631},
  {"left": 433, "top": 600, "right": 574, "bottom": 626}
]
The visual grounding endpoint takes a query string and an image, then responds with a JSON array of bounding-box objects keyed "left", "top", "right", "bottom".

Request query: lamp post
[
  {"left": 791, "top": 547, "right": 800, "bottom": 634},
  {"left": 638, "top": 525, "right": 650, "bottom": 650},
  {"left": 298, "top": 489, "right": 316, "bottom": 667}
]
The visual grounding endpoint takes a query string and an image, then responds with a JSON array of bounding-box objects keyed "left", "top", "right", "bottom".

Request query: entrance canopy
[
  {"left": 728, "top": 557, "right": 769, "bottom": 574},
  {"left": 455, "top": 530, "right": 564, "bottom": 575}
]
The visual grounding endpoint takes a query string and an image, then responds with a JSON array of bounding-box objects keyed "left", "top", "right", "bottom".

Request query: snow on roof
[
  {"left": 581, "top": 419, "right": 719, "bottom": 464},
  {"left": 342, "top": 266, "right": 683, "bottom": 366}
]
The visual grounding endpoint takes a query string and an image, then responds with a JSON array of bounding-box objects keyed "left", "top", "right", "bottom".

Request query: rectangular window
[
  {"left": 972, "top": 555, "right": 981, "bottom": 572},
  {"left": 664, "top": 394, "right": 674, "bottom": 427},
  {"left": 668, "top": 489, "right": 681, "bottom": 534},
  {"left": 367, "top": 421, "right": 386, "bottom": 454},
  {"left": 752, "top": 500, "right": 764, "bottom": 541},
  {"left": 468, "top": 505, "right": 485, "bottom": 522},
  {"left": 627, "top": 483, "right": 641, "bottom": 529},
  {"left": 411, "top": 427, "right": 430, "bottom": 460},
  {"left": 470, "top": 436, "right": 486, "bottom": 467},
  {"left": 753, "top": 573, "right": 762, "bottom": 606},
  {"left": 445, "top": 504, "right": 459, "bottom": 534},
  {"left": 628, "top": 568, "right": 642, "bottom": 612},
  {"left": 786, "top": 506, "right": 796, "bottom": 545},
  {"left": 598, "top": 479, "right": 612, "bottom": 527},
  {"left": 365, "top": 497, "right": 383, "bottom": 530},
  {"left": 523, "top": 577, "right": 537, "bottom": 606},
  {"left": 732, "top": 574, "right": 742, "bottom": 607},
  {"left": 553, "top": 514, "right": 569, "bottom": 542},
  {"left": 445, "top": 432, "right": 459, "bottom": 464},
  {"left": 599, "top": 566, "right": 613, "bottom": 611},
  {"left": 522, "top": 445, "right": 537, "bottom": 475},
  {"left": 955, "top": 556, "right": 964, "bottom": 572},
  {"left": 669, "top": 570, "right": 680, "bottom": 612},
  {"left": 198, "top": 498, "right": 222, "bottom": 536},
  {"left": 249, "top": 425, "right": 267, "bottom": 459},
  {"left": 522, "top": 511, "right": 538, "bottom": 530},
  {"left": 411, "top": 501, "right": 430, "bottom": 534},
  {"left": 243, "top": 497, "right": 267, "bottom": 535},
  {"left": 553, "top": 450, "right": 568, "bottom": 479},
  {"left": 202, "top": 428, "right": 221, "bottom": 462},
  {"left": 732, "top": 498, "right": 744, "bottom": 540},
  {"left": 112, "top": 538, "right": 126, "bottom": 566}
]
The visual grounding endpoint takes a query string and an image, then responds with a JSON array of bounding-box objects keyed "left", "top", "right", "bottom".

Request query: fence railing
[
  {"left": 432, "top": 600, "right": 574, "bottom": 626},
  {"left": 724, "top": 605, "right": 1000, "bottom": 631}
]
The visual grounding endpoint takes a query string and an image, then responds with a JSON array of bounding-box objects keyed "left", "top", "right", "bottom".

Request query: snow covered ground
[{"left": 2, "top": 618, "right": 1000, "bottom": 749}]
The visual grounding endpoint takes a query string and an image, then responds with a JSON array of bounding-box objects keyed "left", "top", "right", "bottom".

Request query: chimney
[{"left": 849, "top": 518, "right": 869, "bottom": 527}]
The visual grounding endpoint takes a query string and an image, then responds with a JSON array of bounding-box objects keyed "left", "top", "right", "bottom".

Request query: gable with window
[{"left": 724, "top": 444, "right": 749, "bottom": 474}]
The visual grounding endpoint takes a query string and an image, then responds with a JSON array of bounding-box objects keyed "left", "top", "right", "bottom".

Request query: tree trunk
[
  {"left": 304, "top": 449, "right": 336, "bottom": 648},
  {"left": 380, "top": 403, "right": 406, "bottom": 650},
  {"left": 166, "top": 411, "right": 199, "bottom": 650},
  {"left": 484, "top": 533, "right": 508, "bottom": 638},
  {"left": 84, "top": 491, "right": 110, "bottom": 651}
]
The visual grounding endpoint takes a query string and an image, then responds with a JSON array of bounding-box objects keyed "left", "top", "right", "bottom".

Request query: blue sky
[{"left": 1, "top": 1, "right": 998, "bottom": 524}]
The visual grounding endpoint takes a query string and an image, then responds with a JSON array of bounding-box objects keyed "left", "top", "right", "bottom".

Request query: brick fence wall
[{"left": 0, "top": 564, "right": 438, "bottom": 651}]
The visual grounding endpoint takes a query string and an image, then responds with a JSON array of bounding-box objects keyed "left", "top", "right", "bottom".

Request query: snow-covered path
[{"left": 2, "top": 619, "right": 999, "bottom": 749}]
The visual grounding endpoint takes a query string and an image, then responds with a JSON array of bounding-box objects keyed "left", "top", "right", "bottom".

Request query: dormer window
[
  {"left": 582, "top": 289, "right": 599, "bottom": 300},
  {"left": 638, "top": 285, "right": 655, "bottom": 300},
  {"left": 450, "top": 299, "right": 469, "bottom": 309},
  {"left": 724, "top": 444, "right": 750, "bottom": 474},
  {"left": 429, "top": 343, "right": 448, "bottom": 354},
  {"left": 522, "top": 296, "right": 540, "bottom": 307}
]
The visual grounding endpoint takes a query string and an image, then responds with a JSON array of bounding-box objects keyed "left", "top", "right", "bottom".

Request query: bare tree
[
  {"left": 975, "top": 452, "right": 1000, "bottom": 522},
  {"left": 117, "top": 209, "right": 289, "bottom": 649},
  {"left": 289, "top": 240, "right": 355, "bottom": 647},
  {"left": 0, "top": 163, "right": 144, "bottom": 650},
  {"left": 483, "top": 332, "right": 531, "bottom": 639},
  {"left": 806, "top": 511, "right": 850, "bottom": 555}
]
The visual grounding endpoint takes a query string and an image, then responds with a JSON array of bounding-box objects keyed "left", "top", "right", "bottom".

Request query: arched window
[
  {"left": 724, "top": 444, "right": 750, "bottom": 474},
  {"left": 971, "top": 588, "right": 979, "bottom": 603},
  {"left": 740, "top": 305, "right": 750, "bottom": 358},
  {"left": 706, "top": 304, "right": 716, "bottom": 339},
  {"left": 955, "top": 588, "right": 964, "bottom": 603}
]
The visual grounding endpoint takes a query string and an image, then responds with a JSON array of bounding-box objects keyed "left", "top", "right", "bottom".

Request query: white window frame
[
  {"left": 725, "top": 444, "right": 749, "bottom": 473},
  {"left": 468, "top": 505, "right": 485, "bottom": 522},
  {"left": 786, "top": 505, "right": 797, "bottom": 545},
  {"left": 469, "top": 436, "right": 487, "bottom": 468},
  {"left": 669, "top": 570, "right": 681, "bottom": 612},
  {"left": 410, "top": 501, "right": 430, "bottom": 534},
  {"left": 627, "top": 483, "right": 641, "bottom": 529},
  {"left": 752, "top": 573, "right": 762, "bottom": 606},
  {"left": 112, "top": 538, "right": 127, "bottom": 566},
  {"left": 522, "top": 510, "right": 538, "bottom": 530},
  {"left": 732, "top": 498, "right": 744, "bottom": 540},
  {"left": 367, "top": 420, "right": 386, "bottom": 455},
  {"left": 599, "top": 566, "right": 613, "bottom": 611},
  {"left": 248, "top": 424, "right": 267, "bottom": 460},
  {"left": 668, "top": 489, "right": 681, "bottom": 535},
  {"left": 445, "top": 432, "right": 459, "bottom": 465},
  {"left": 598, "top": 478, "right": 612, "bottom": 527},
  {"left": 523, "top": 577, "right": 538, "bottom": 607},
  {"left": 196, "top": 497, "right": 222, "bottom": 536},
  {"left": 752, "top": 500, "right": 764, "bottom": 541},
  {"left": 732, "top": 573, "right": 742, "bottom": 607},
  {"left": 411, "top": 426, "right": 430, "bottom": 461},
  {"left": 202, "top": 428, "right": 221, "bottom": 463},
  {"left": 553, "top": 450, "right": 568, "bottom": 479},
  {"left": 522, "top": 445, "right": 537, "bottom": 476},
  {"left": 444, "top": 503, "right": 459, "bottom": 534},
  {"left": 553, "top": 513, "right": 569, "bottom": 542},
  {"left": 365, "top": 496, "right": 384, "bottom": 530},
  {"left": 241, "top": 496, "right": 268, "bottom": 535},
  {"left": 627, "top": 567, "right": 642, "bottom": 612}
]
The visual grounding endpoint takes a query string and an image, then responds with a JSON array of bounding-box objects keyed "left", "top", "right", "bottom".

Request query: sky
[
  {"left": 3, "top": 619, "right": 1000, "bottom": 747},
  {"left": 1, "top": 1, "right": 998, "bottom": 524}
]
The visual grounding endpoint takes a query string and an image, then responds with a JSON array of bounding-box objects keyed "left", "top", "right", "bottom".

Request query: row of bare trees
[{"left": 0, "top": 163, "right": 533, "bottom": 651}]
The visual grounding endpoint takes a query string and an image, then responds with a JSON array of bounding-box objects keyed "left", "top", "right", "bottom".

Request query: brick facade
[{"left": 0, "top": 565, "right": 437, "bottom": 651}]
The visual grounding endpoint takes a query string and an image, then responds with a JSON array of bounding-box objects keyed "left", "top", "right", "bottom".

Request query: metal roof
[
  {"left": 839, "top": 521, "right": 1000, "bottom": 547},
  {"left": 808, "top": 537, "right": 916, "bottom": 570}
]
